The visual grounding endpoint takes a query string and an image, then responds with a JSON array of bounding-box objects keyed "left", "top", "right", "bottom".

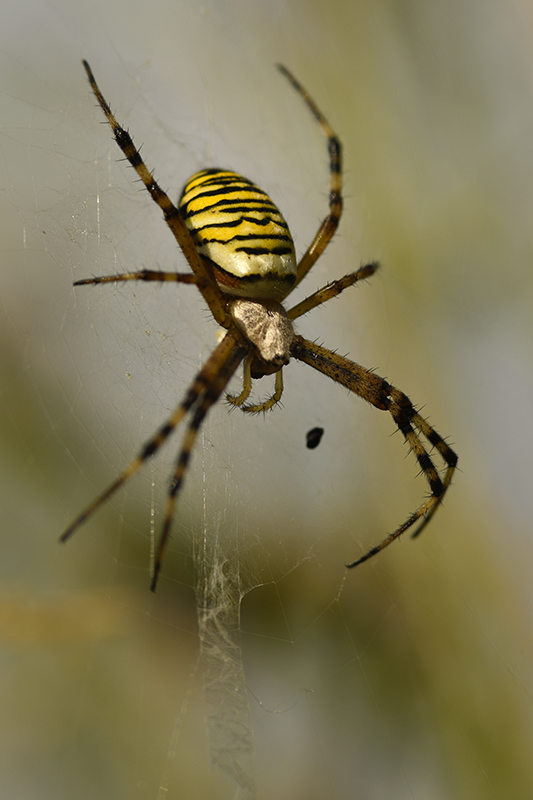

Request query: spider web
[{"left": 2, "top": 3, "right": 533, "bottom": 800}]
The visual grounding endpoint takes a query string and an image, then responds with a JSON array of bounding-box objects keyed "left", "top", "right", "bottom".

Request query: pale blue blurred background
[{"left": 1, "top": 1, "right": 533, "bottom": 798}]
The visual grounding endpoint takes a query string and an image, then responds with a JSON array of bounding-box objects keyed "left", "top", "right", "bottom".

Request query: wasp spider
[{"left": 61, "top": 61, "right": 458, "bottom": 591}]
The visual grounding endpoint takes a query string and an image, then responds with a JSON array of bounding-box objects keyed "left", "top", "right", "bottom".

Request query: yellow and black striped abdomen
[{"left": 179, "top": 169, "right": 296, "bottom": 300}]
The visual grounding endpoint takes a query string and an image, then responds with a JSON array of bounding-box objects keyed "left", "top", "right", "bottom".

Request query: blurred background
[{"left": 1, "top": 1, "right": 533, "bottom": 798}]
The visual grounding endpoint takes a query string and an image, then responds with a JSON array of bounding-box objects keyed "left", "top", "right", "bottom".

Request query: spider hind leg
[
  {"left": 61, "top": 334, "right": 245, "bottom": 591},
  {"left": 290, "top": 334, "right": 458, "bottom": 568},
  {"left": 346, "top": 390, "right": 458, "bottom": 568}
]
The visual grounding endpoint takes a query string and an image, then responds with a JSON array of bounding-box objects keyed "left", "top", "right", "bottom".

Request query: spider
[{"left": 61, "top": 61, "right": 458, "bottom": 591}]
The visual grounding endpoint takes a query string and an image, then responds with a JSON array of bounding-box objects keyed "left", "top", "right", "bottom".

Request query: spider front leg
[
  {"left": 82, "top": 60, "right": 231, "bottom": 329},
  {"left": 278, "top": 65, "right": 343, "bottom": 288},
  {"left": 290, "top": 335, "right": 458, "bottom": 566}
]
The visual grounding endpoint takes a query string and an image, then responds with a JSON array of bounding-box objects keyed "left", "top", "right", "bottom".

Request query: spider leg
[
  {"left": 60, "top": 333, "right": 245, "bottom": 554},
  {"left": 74, "top": 270, "right": 198, "bottom": 287},
  {"left": 82, "top": 61, "right": 230, "bottom": 328},
  {"left": 290, "top": 334, "right": 458, "bottom": 566},
  {"left": 277, "top": 65, "right": 342, "bottom": 288},
  {"left": 152, "top": 351, "right": 245, "bottom": 590},
  {"left": 408, "top": 409, "right": 457, "bottom": 539},
  {"left": 288, "top": 262, "right": 379, "bottom": 320}
]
